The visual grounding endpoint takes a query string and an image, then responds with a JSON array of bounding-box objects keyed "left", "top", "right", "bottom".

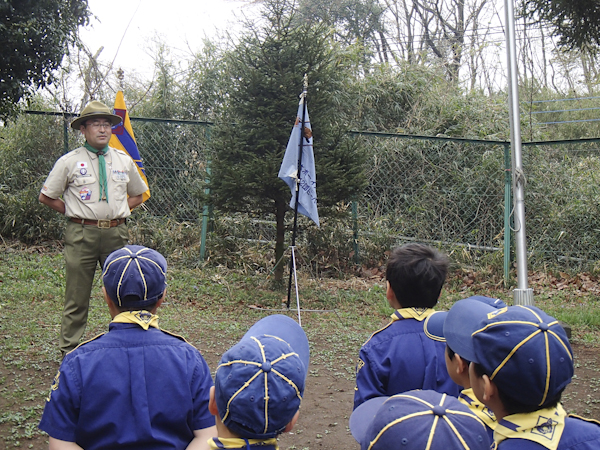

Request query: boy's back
[
  {"left": 354, "top": 244, "right": 459, "bottom": 409},
  {"left": 354, "top": 308, "right": 459, "bottom": 408}
]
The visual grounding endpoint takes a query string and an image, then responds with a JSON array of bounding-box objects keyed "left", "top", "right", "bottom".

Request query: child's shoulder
[{"left": 361, "top": 317, "right": 429, "bottom": 348}]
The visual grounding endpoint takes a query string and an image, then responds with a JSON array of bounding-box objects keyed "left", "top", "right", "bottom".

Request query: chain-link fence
[
  {"left": 522, "top": 138, "right": 600, "bottom": 270},
  {"left": 351, "top": 132, "right": 510, "bottom": 272},
  {"left": 18, "top": 111, "right": 600, "bottom": 275}
]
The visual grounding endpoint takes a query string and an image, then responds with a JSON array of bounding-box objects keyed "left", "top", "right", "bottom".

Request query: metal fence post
[
  {"left": 63, "top": 113, "right": 69, "bottom": 154},
  {"left": 200, "top": 126, "right": 212, "bottom": 261},
  {"left": 352, "top": 199, "right": 359, "bottom": 265},
  {"left": 503, "top": 143, "right": 511, "bottom": 286}
]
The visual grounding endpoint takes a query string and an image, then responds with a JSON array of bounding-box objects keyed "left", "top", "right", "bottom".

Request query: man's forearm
[
  {"left": 39, "top": 193, "right": 66, "bottom": 215},
  {"left": 128, "top": 193, "right": 144, "bottom": 210}
]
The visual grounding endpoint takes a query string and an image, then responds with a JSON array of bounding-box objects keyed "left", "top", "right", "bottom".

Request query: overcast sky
[{"left": 79, "top": 0, "right": 256, "bottom": 79}]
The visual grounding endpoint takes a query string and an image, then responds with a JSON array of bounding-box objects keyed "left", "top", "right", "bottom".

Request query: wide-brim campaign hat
[
  {"left": 215, "top": 314, "right": 309, "bottom": 439},
  {"left": 102, "top": 245, "right": 167, "bottom": 309},
  {"left": 444, "top": 301, "right": 573, "bottom": 407},
  {"left": 424, "top": 295, "right": 507, "bottom": 355},
  {"left": 71, "top": 100, "right": 122, "bottom": 129},
  {"left": 350, "top": 390, "right": 490, "bottom": 450}
]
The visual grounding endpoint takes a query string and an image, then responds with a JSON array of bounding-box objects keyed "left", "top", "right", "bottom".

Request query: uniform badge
[
  {"left": 112, "top": 169, "right": 128, "bottom": 181},
  {"left": 77, "top": 162, "right": 88, "bottom": 175},
  {"left": 531, "top": 416, "right": 557, "bottom": 440},
  {"left": 46, "top": 370, "right": 60, "bottom": 402},
  {"left": 135, "top": 311, "right": 153, "bottom": 324},
  {"left": 79, "top": 187, "right": 92, "bottom": 201}
]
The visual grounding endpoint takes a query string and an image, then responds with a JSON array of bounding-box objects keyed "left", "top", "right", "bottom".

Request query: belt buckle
[{"left": 97, "top": 219, "right": 111, "bottom": 229}]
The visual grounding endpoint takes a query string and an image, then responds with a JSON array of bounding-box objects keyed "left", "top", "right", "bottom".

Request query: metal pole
[
  {"left": 503, "top": 144, "right": 511, "bottom": 286},
  {"left": 504, "top": 0, "right": 534, "bottom": 305}
]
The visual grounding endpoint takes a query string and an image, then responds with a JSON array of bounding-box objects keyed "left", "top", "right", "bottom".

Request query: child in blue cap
[
  {"left": 208, "top": 314, "right": 310, "bottom": 450},
  {"left": 350, "top": 389, "right": 491, "bottom": 450},
  {"left": 353, "top": 243, "right": 459, "bottom": 409},
  {"left": 444, "top": 299, "right": 600, "bottom": 449},
  {"left": 424, "top": 295, "right": 506, "bottom": 443},
  {"left": 39, "top": 245, "right": 216, "bottom": 450}
]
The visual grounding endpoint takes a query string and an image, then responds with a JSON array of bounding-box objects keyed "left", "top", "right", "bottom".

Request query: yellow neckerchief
[
  {"left": 208, "top": 437, "right": 278, "bottom": 450},
  {"left": 493, "top": 403, "right": 566, "bottom": 450},
  {"left": 111, "top": 311, "right": 159, "bottom": 330},
  {"left": 459, "top": 388, "right": 497, "bottom": 430},
  {"left": 391, "top": 307, "right": 435, "bottom": 321}
]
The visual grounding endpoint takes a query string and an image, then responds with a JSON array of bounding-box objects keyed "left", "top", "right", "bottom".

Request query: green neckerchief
[
  {"left": 84, "top": 142, "right": 109, "bottom": 202},
  {"left": 111, "top": 311, "right": 159, "bottom": 330},
  {"left": 493, "top": 403, "right": 566, "bottom": 450}
]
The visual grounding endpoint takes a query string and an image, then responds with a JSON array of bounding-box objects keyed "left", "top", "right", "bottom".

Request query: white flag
[{"left": 278, "top": 95, "right": 319, "bottom": 227}]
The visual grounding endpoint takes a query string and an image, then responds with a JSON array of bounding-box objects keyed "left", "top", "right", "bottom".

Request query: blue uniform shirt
[
  {"left": 354, "top": 307, "right": 460, "bottom": 409},
  {"left": 39, "top": 314, "right": 215, "bottom": 449}
]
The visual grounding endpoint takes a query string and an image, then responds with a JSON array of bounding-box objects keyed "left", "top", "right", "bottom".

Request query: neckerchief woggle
[
  {"left": 391, "top": 307, "right": 435, "bottom": 321},
  {"left": 493, "top": 403, "right": 566, "bottom": 450},
  {"left": 112, "top": 311, "right": 159, "bottom": 330},
  {"left": 84, "top": 142, "right": 109, "bottom": 202}
]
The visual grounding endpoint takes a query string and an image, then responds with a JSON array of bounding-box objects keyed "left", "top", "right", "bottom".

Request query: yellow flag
[{"left": 109, "top": 91, "right": 150, "bottom": 202}]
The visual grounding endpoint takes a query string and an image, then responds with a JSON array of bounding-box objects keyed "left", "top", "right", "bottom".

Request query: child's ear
[
  {"left": 385, "top": 281, "right": 394, "bottom": 301},
  {"left": 283, "top": 410, "right": 300, "bottom": 432},
  {"left": 481, "top": 374, "right": 497, "bottom": 403},
  {"left": 455, "top": 355, "right": 469, "bottom": 374},
  {"left": 208, "top": 386, "right": 219, "bottom": 416}
]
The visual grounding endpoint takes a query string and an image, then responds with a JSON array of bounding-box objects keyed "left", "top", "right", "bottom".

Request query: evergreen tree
[{"left": 210, "top": 0, "right": 366, "bottom": 281}]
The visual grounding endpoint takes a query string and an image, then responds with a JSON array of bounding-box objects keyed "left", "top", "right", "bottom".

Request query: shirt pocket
[
  {"left": 71, "top": 176, "right": 96, "bottom": 202},
  {"left": 72, "top": 175, "right": 97, "bottom": 187},
  {"left": 111, "top": 170, "right": 130, "bottom": 202}
]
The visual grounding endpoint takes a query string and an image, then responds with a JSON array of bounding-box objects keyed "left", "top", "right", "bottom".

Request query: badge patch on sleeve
[
  {"left": 79, "top": 187, "right": 92, "bottom": 201},
  {"left": 46, "top": 370, "right": 60, "bottom": 402}
]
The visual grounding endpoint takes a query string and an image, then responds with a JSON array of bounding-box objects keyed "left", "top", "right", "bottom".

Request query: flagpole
[{"left": 286, "top": 75, "right": 309, "bottom": 309}]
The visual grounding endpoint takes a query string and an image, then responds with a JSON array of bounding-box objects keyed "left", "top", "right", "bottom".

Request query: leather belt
[{"left": 70, "top": 218, "right": 126, "bottom": 228}]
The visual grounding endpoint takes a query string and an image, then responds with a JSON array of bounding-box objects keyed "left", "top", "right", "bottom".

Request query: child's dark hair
[
  {"left": 446, "top": 344, "right": 471, "bottom": 365},
  {"left": 471, "top": 363, "right": 563, "bottom": 415},
  {"left": 386, "top": 243, "right": 449, "bottom": 308}
]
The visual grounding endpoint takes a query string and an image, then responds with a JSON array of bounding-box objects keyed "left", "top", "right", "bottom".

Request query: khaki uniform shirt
[{"left": 41, "top": 146, "right": 148, "bottom": 220}]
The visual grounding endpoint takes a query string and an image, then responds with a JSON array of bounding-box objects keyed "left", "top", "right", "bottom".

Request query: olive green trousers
[{"left": 60, "top": 221, "right": 128, "bottom": 354}]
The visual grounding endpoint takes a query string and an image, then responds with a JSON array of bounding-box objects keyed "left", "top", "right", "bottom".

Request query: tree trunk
[{"left": 274, "top": 197, "right": 287, "bottom": 281}]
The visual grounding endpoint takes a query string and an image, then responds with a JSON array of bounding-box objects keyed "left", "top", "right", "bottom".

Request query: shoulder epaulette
[
  {"left": 362, "top": 321, "right": 394, "bottom": 346},
  {"left": 568, "top": 414, "right": 600, "bottom": 425},
  {"left": 161, "top": 328, "right": 198, "bottom": 348},
  {"left": 111, "top": 147, "right": 130, "bottom": 158},
  {"left": 66, "top": 332, "right": 107, "bottom": 354}
]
